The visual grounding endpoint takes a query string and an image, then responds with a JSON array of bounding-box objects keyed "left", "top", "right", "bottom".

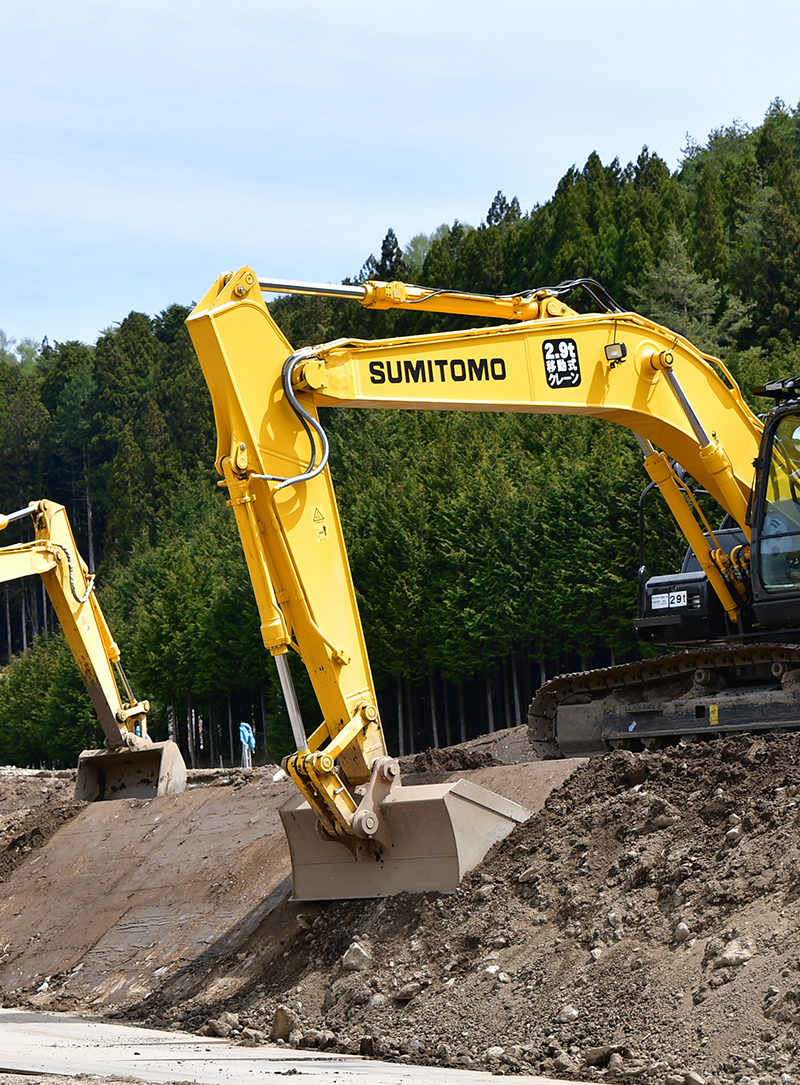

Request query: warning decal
[{"left": 312, "top": 506, "right": 328, "bottom": 542}]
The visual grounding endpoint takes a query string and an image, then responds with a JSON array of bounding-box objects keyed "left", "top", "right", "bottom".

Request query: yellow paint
[
  {"left": 186, "top": 267, "right": 767, "bottom": 847},
  {"left": 312, "top": 506, "right": 328, "bottom": 542}
]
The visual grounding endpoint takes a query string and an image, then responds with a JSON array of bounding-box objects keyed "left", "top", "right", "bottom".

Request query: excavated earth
[{"left": 2, "top": 730, "right": 800, "bottom": 1085}]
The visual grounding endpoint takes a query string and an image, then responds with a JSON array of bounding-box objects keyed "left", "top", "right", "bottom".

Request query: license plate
[{"left": 652, "top": 590, "right": 688, "bottom": 610}]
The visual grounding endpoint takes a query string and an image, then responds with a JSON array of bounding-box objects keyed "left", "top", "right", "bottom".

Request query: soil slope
[{"left": 2, "top": 732, "right": 800, "bottom": 1084}]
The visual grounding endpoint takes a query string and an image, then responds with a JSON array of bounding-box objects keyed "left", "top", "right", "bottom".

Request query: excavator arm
[
  {"left": 0, "top": 500, "right": 186, "bottom": 801},
  {"left": 186, "top": 266, "right": 768, "bottom": 898}
]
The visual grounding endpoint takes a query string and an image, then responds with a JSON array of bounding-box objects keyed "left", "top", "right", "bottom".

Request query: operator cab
[
  {"left": 751, "top": 404, "right": 800, "bottom": 629},
  {"left": 638, "top": 396, "right": 800, "bottom": 645},
  {"left": 755, "top": 413, "right": 800, "bottom": 591}
]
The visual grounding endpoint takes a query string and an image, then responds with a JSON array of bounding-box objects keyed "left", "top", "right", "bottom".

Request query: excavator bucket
[
  {"left": 279, "top": 779, "right": 530, "bottom": 900},
  {"left": 75, "top": 739, "right": 187, "bottom": 802}
]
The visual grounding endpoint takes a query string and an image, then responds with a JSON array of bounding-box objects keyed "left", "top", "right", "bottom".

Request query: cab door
[{"left": 751, "top": 408, "right": 800, "bottom": 630}]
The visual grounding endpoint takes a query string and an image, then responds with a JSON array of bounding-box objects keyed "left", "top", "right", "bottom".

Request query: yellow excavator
[
  {"left": 0, "top": 499, "right": 186, "bottom": 800},
  {"left": 187, "top": 267, "right": 800, "bottom": 899}
]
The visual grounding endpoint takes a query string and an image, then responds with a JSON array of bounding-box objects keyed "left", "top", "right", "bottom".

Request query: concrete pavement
[{"left": 0, "top": 1009, "right": 586, "bottom": 1084}]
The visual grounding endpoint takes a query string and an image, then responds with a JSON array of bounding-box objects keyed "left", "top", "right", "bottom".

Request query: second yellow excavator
[
  {"left": 187, "top": 267, "right": 800, "bottom": 899},
  {"left": 0, "top": 500, "right": 186, "bottom": 801}
]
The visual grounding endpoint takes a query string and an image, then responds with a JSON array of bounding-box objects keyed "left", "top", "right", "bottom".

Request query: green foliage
[
  {"left": 0, "top": 358, "right": 50, "bottom": 510},
  {"left": 0, "top": 331, "right": 42, "bottom": 373},
  {"left": 630, "top": 229, "right": 751, "bottom": 355},
  {"left": 5, "top": 99, "right": 800, "bottom": 764},
  {"left": 485, "top": 191, "right": 521, "bottom": 227},
  {"left": 0, "top": 633, "right": 101, "bottom": 767},
  {"left": 357, "top": 228, "right": 408, "bottom": 283},
  {"left": 402, "top": 225, "right": 451, "bottom": 282},
  {"left": 327, "top": 409, "right": 644, "bottom": 683}
]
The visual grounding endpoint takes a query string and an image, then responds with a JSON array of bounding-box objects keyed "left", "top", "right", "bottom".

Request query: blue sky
[{"left": 2, "top": 0, "right": 800, "bottom": 347}]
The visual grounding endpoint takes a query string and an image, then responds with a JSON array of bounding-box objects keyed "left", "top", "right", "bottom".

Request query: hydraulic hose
[{"left": 251, "top": 348, "right": 331, "bottom": 491}]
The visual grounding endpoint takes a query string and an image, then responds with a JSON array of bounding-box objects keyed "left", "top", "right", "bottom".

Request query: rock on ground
[{"left": 3, "top": 733, "right": 800, "bottom": 1083}]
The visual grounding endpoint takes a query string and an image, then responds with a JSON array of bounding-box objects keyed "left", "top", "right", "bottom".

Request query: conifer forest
[{"left": 3, "top": 100, "right": 800, "bottom": 768}]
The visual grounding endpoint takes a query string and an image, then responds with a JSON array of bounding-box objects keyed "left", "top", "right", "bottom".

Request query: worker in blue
[{"left": 239, "top": 721, "right": 256, "bottom": 768}]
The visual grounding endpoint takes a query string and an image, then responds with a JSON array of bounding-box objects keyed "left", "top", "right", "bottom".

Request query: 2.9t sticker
[{"left": 543, "top": 339, "right": 581, "bottom": 388}]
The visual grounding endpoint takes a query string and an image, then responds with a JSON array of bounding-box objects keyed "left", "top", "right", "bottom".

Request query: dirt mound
[
  {"left": 0, "top": 767, "right": 75, "bottom": 813},
  {"left": 400, "top": 746, "right": 500, "bottom": 774},
  {"left": 3, "top": 735, "right": 800, "bottom": 1083},
  {"left": 0, "top": 770, "right": 83, "bottom": 881},
  {"left": 127, "top": 733, "right": 800, "bottom": 1083}
]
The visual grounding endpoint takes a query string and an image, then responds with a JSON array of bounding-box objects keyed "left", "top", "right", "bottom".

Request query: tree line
[{"left": 3, "top": 99, "right": 800, "bottom": 768}]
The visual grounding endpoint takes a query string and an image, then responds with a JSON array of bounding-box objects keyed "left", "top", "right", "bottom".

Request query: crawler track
[{"left": 528, "top": 643, "right": 800, "bottom": 758}]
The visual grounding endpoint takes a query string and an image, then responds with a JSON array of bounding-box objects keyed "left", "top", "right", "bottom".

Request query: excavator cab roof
[{"left": 753, "top": 375, "right": 800, "bottom": 404}]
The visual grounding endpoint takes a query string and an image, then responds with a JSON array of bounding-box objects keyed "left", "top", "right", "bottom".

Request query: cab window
[{"left": 759, "top": 414, "right": 800, "bottom": 591}]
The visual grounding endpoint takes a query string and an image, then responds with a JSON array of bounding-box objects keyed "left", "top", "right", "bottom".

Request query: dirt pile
[
  {"left": 3, "top": 734, "right": 800, "bottom": 1083},
  {"left": 0, "top": 769, "right": 82, "bottom": 882},
  {"left": 129, "top": 734, "right": 800, "bottom": 1084}
]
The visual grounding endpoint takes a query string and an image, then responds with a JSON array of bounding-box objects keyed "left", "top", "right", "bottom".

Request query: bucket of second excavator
[
  {"left": 279, "top": 778, "right": 530, "bottom": 900},
  {"left": 75, "top": 739, "right": 187, "bottom": 802}
]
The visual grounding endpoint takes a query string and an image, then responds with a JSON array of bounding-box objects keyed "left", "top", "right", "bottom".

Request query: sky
[{"left": 2, "top": 0, "right": 800, "bottom": 347}]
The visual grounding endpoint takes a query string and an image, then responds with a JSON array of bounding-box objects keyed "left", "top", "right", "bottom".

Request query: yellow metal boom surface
[{"left": 187, "top": 267, "right": 763, "bottom": 853}]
